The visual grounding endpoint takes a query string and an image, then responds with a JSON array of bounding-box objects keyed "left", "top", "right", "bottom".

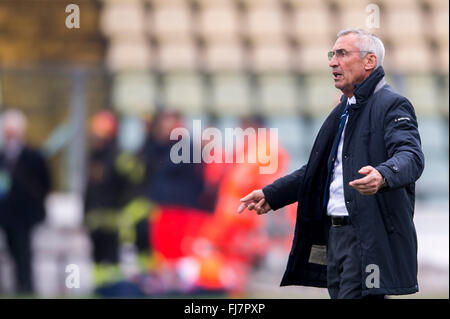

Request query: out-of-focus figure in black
[
  {"left": 0, "top": 109, "right": 51, "bottom": 294},
  {"left": 84, "top": 110, "right": 126, "bottom": 284},
  {"left": 143, "top": 110, "right": 206, "bottom": 210},
  {"left": 84, "top": 110, "right": 150, "bottom": 290}
]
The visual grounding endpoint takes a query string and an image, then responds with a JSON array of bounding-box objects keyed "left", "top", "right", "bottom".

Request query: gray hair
[{"left": 337, "top": 29, "right": 385, "bottom": 67}]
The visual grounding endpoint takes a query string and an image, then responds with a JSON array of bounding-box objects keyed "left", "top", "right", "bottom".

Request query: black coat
[
  {"left": 145, "top": 139, "right": 205, "bottom": 210},
  {"left": 263, "top": 66, "right": 425, "bottom": 296},
  {"left": 84, "top": 143, "right": 128, "bottom": 213},
  {"left": 0, "top": 146, "right": 51, "bottom": 228}
]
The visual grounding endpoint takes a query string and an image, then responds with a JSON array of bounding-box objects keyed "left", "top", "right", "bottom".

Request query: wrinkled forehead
[{"left": 332, "top": 33, "right": 359, "bottom": 52}]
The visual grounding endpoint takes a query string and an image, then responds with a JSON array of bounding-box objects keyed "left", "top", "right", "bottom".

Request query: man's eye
[{"left": 336, "top": 50, "right": 345, "bottom": 57}]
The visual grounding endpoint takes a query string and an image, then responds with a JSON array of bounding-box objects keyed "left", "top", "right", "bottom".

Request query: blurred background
[{"left": 0, "top": 0, "right": 448, "bottom": 298}]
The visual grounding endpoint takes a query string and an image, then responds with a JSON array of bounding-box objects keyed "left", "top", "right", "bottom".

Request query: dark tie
[{"left": 322, "top": 101, "right": 351, "bottom": 208}]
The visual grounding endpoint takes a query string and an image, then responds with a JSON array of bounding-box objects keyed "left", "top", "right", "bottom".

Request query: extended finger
[
  {"left": 356, "top": 186, "right": 377, "bottom": 194},
  {"left": 237, "top": 203, "right": 247, "bottom": 214},
  {"left": 349, "top": 175, "right": 373, "bottom": 186},
  {"left": 352, "top": 187, "right": 377, "bottom": 195},
  {"left": 351, "top": 183, "right": 376, "bottom": 190},
  {"left": 240, "top": 193, "right": 255, "bottom": 202}
]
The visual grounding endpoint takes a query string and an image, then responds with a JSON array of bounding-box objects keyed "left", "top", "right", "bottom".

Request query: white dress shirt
[{"left": 327, "top": 96, "right": 356, "bottom": 217}]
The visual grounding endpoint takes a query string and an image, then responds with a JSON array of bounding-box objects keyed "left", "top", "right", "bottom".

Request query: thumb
[{"left": 358, "top": 166, "right": 373, "bottom": 175}]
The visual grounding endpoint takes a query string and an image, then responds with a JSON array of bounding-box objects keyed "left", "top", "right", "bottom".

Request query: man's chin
[{"left": 334, "top": 82, "right": 344, "bottom": 90}]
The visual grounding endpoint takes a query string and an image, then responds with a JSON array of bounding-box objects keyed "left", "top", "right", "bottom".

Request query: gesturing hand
[
  {"left": 349, "top": 165, "right": 385, "bottom": 195},
  {"left": 237, "top": 189, "right": 272, "bottom": 215}
]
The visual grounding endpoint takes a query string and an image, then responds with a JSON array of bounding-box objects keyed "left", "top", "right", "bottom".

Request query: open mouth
[{"left": 332, "top": 71, "right": 343, "bottom": 80}]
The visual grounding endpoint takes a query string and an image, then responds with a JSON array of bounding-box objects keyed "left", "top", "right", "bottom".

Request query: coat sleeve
[
  {"left": 262, "top": 164, "right": 306, "bottom": 211},
  {"left": 27, "top": 150, "right": 51, "bottom": 202},
  {"left": 36, "top": 151, "right": 51, "bottom": 199},
  {"left": 375, "top": 98, "right": 425, "bottom": 190}
]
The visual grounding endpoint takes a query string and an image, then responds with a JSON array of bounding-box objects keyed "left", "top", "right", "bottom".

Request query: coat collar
[{"left": 348, "top": 66, "right": 386, "bottom": 109}]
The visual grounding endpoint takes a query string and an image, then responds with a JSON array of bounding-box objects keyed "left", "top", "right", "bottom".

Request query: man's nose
[{"left": 329, "top": 54, "right": 339, "bottom": 68}]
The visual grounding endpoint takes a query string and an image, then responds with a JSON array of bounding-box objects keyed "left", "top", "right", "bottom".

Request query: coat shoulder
[{"left": 372, "top": 85, "right": 416, "bottom": 116}]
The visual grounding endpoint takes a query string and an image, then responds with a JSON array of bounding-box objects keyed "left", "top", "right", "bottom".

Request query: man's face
[
  {"left": 2, "top": 125, "right": 23, "bottom": 144},
  {"left": 329, "top": 34, "right": 369, "bottom": 96},
  {"left": 155, "top": 113, "right": 183, "bottom": 142}
]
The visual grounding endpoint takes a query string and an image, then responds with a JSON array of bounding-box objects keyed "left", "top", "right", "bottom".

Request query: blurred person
[
  {"left": 0, "top": 109, "right": 51, "bottom": 294},
  {"left": 138, "top": 110, "right": 209, "bottom": 294},
  {"left": 144, "top": 110, "right": 205, "bottom": 209},
  {"left": 147, "top": 114, "right": 290, "bottom": 296},
  {"left": 85, "top": 110, "right": 159, "bottom": 295},
  {"left": 205, "top": 115, "right": 288, "bottom": 258},
  {"left": 115, "top": 114, "right": 152, "bottom": 258},
  {"left": 195, "top": 115, "right": 290, "bottom": 296},
  {"left": 84, "top": 110, "right": 127, "bottom": 285},
  {"left": 197, "top": 113, "right": 232, "bottom": 212},
  {"left": 239, "top": 29, "right": 424, "bottom": 299}
]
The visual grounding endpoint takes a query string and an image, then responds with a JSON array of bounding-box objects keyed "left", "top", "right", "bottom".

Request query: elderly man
[
  {"left": 238, "top": 29, "right": 424, "bottom": 299},
  {"left": 0, "top": 110, "right": 51, "bottom": 294}
]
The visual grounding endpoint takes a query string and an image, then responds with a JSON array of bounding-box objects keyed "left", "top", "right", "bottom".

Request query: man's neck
[
  {"left": 343, "top": 69, "right": 375, "bottom": 98},
  {"left": 342, "top": 85, "right": 355, "bottom": 98},
  {"left": 4, "top": 139, "right": 24, "bottom": 162}
]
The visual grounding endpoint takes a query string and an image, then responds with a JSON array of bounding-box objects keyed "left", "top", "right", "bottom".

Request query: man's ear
[{"left": 364, "top": 53, "right": 377, "bottom": 70}]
